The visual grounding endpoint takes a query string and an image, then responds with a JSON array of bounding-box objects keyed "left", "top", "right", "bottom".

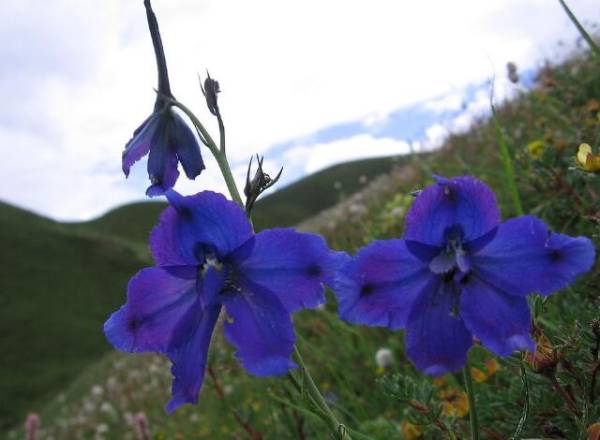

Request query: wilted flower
[
  {"left": 122, "top": 0, "right": 204, "bottom": 196},
  {"left": 375, "top": 347, "right": 393, "bottom": 369},
  {"left": 524, "top": 331, "right": 558, "bottom": 373},
  {"left": 576, "top": 143, "right": 600, "bottom": 172},
  {"left": 105, "top": 191, "right": 342, "bottom": 412},
  {"left": 335, "top": 176, "right": 595, "bottom": 375}
]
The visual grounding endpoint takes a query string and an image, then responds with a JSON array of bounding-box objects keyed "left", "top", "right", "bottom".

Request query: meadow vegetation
[{"left": 4, "top": 41, "right": 600, "bottom": 440}]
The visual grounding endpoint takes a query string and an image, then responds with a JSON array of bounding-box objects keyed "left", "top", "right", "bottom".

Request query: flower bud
[
  {"left": 244, "top": 155, "right": 283, "bottom": 213},
  {"left": 375, "top": 347, "right": 393, "bottom": 369},
  {"left": 201, "top": 72, "right": 221, "bottom": 116},
  {"left": 506, "top": 62, "right": 519, "bottom": 84}
]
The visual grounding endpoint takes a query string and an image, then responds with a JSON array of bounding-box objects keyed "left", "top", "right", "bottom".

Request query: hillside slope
[
  {"left": 0, "top": 204, "right": 147, "bottom": 430},
  {"left": 79, "top": 154, "right": 412, "bottom": 244}
]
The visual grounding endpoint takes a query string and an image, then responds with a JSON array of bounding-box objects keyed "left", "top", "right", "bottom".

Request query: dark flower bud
[
  {"left": 201, "top": 72, "right": 221, "bottom": 116},
  {"left": 244, "top": 155, "right": 283, "bottom": 213},
  {"left": 523, "top": 329, "right": 559, "bottom": 375},
  {"left": 506, "top": 62, "right": 519, "bottom": 84}
]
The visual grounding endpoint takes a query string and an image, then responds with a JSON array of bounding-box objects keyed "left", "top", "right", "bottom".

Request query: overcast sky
[{"left": 1, "top": 0, "right": 598, "bottom": 221}]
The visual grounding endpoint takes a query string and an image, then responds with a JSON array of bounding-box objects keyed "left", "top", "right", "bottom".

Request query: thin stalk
[
  {"left": 463, "top": 364, "right": 479, "bottom": 440},
  {"left": 511, "top": 364, "right": 529, "bottom": 439},
  {"left": 171, "top": 98, "right": 349, "bottom": 438},
  {"left": 558, "top": 0, "right": 600, "bottom": 58},
  {"left": 217, "top": 112, "right": 226, "bottom": 153},
  {"left": 294, "top": 346, "right": 352, "bottom": 439},
  {"left": 169, "top": 99, "right": 244, "bottom": 207}
]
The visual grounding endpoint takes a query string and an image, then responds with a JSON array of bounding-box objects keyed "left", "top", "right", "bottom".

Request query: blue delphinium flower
[
  {"left": 122, "top": 0, "right": 204, "bottom": 197},
  {"left": 334, "top": 176, "right": 595, "bottom": 375},
  {"left": 104, "top": 190, "right": 341, "bottom": 412},
  {"left": 123, "top": 107, "right": 204, "bottom": 197}
]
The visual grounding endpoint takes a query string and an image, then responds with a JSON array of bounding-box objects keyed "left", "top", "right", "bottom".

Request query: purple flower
[
  {"left": 334, "top": 176, "right": 595, "bottom": 375},
  {"left": 122, "top": 105, "right": 205, "bottom": 197},
  {"left": 104, "top": 190, "right": 341, "bottom": 412},
  {"left": 122, "top": 0, "right": 205, "bottom": 197}
]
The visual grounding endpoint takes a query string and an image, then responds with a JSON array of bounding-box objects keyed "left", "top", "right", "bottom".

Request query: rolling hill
[{"left": 0, "top": 153, "right": 407, "bottom": 431}]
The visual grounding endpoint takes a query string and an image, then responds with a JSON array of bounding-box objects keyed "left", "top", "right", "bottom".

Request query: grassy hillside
[
  {"left": 78, "top": 154, "right": 412, "bottom": 245},
  {"left": 0, "top": 154, "right": 411, "bottom": 432},
  {"left": 5, "top": 48, "right": 600, "bottom": 439},
  {"left": 0, "top": 203, "right": 147, "bottom": 431}
]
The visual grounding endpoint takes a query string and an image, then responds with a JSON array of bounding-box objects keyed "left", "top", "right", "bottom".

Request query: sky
[{"left": 0, "top": 0, "right": 598, "bottom": 221}]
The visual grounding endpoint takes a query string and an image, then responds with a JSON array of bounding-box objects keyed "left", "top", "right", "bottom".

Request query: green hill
[
  {"left": 0, "top": 203, "right": 147, "bottom": 431},
  {"left": 0, "top": 153, "right": 407, "bottom": 431},
  {"left": 78, "top": 154, "right": 412, "bottom": 245}
]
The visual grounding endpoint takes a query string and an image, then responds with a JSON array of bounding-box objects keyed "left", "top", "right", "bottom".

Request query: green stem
[
  {"left": 170, "top": 100, "right": 244, "bottom": 207},
  {"left": 171, "top": 99, "right": 348, "bottom": 438},
  {"left": 463, "top": 364, "right": 479, "bottom": 440},
  {"left": 294, "top": 346, "right": 352, "bottom": 439},
  {"left": 558, "top": 0, "right": 600, "bottom": 58}
]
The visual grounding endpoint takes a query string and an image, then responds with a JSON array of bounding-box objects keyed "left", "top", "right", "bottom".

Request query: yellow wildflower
[
  {"left": 527, "top": 140, "right": 545, "bottom": 158},
  {"left": 432, "top": 376, "right": 447, "bottom": 388},
  {"left": 470, "top": 367, "right": 488, "bottom": 383},
  {"left": 439, "top": 387, "right": 469, "bottom": 418},
  {"left": 401, "top": 419, "right": 422, "bottom": 440},
  {"left": 484, "top": 358, "right": 501, "bottom": 376},
  {"left": 576, "top": 143, "right": 600, "bottom": 172}
]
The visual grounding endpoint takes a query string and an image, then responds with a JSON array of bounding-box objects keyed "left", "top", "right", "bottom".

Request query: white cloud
[
  {"left": 286, "top": 135, "right": 412, "bottom": 174},
  {"left": 0, "top": 0, "right": 599, "bottom": 219}
]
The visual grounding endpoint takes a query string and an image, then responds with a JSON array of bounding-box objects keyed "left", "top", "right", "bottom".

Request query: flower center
[
  {"left": 200, "top": 254, "right": 223, "bottom": 276},
  {"left": 429, "top": 226, "right": 471, "bottom": 277}
]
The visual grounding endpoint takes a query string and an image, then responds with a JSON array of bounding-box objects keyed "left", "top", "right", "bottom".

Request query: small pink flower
[
  {"left": 24, "top": 413, "right": 40, "bottom": 440},
  {"left": 134, "top": 412, "right": 151, "bottom": 440}
]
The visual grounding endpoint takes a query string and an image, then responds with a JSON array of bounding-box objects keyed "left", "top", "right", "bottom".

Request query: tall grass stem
[{"left": 463, "top": 363, "right": 480, "bottom": 440}]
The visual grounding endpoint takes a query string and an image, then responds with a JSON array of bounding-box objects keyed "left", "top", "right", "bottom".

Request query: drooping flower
[
  {"left": 104, "top": 190, "right": 341, "bottom": 412},
  {"left": 334, "top": 176, "right": 595, "bottom": 375},
  {"left": 122, "top": 0, "right": 205, "bottom": 196},
  {"left": 123, "top": 107, "right": 205, "bottom": 197}
]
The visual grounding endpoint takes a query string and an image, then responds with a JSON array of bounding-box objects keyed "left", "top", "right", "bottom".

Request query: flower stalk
[
  {"left": 294, "top": 346, "right": 351, "bottom": 439},
  {"left": 169, "top": 99, "right": 244, "bottom": 207},
  {"left": 463, "top": 362, "right": 480, "bottom": 440}
]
